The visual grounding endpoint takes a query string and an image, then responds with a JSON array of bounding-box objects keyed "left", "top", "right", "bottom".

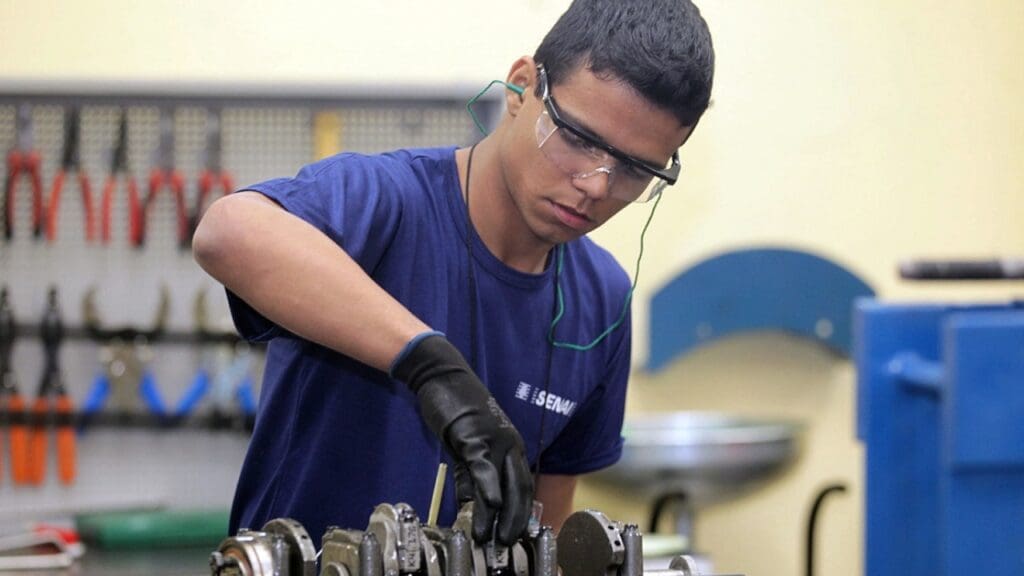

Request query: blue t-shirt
[{"left": 227, "top": 147, "right": 631, "bottom": 544}]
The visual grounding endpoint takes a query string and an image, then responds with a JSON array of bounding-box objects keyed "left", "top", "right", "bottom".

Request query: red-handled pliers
[
  {"left": 46, "top": 107, "right": 96, "bottom": 243},
  {"left": 100, "top": 111, "right": 142, "bottom": 245},
  {"left": 138, "top": 110, "right": 188, "bottom": 248},
  {"left": 3, "top": 105, "right": 44, "bottom": 241},
  {"left": 190, "top": 109, "right": 234, "bottom": 247}
]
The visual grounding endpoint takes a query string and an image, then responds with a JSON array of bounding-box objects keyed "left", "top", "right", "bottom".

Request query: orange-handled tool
[
  {"left": 1, "top": 286, "right": 32, "bottom": 485},
  {"left": 27, "top": 395, "right": 49, "bottom": 485},
  {"left": 55, "top": 394, "right": 76, "bottom": 484},
  {"left": 6, "top": 393, "right": 30, "bottom": 483},
  {"left": 26, "top": 287, "right": 76, "bottom": 486}
]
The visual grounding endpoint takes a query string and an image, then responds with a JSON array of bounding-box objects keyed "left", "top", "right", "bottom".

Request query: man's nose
[{"left": 571, "top": 167, "right": 613, "bottom": 200}]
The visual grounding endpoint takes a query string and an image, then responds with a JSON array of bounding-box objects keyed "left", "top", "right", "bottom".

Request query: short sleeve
[
  {"left": 538, "top": 316, "right": 632, "bottom": 475},
  {"left": 224, "top": 154, "right": 407, "bottom": 342}
]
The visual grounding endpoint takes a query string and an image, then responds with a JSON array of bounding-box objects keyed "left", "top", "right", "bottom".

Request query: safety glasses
[{"left": 535, "top": 64, "right": 680, "bottom": 203}]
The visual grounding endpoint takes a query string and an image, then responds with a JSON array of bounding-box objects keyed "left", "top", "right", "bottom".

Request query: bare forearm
[
  {"left": 535, "top": 474, "right": 577, "bottom": 533},
  {"left": 193, "top": 192, "right": 430, "bottom": 372}
]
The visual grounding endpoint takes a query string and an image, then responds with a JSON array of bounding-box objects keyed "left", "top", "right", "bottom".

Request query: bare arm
[
  {"left": 534, "top": 474, "right": 578, "bottom": 533},
  {"left": 192, "top": 191, "right": 430, "bottom": 371}
]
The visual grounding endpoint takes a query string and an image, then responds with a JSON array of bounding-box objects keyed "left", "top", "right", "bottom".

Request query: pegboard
[{"left": 0, "top": 84, "right": 500, "bottom": 519}]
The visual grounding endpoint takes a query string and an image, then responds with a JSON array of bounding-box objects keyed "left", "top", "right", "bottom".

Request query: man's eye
[
  {"left": 562, "top": 130, "right": 600, "bottom": 154},
  {"left": 622, "top": 164, "right": 648, "bottom": 180}
]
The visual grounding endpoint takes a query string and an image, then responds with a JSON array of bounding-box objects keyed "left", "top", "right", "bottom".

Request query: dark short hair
[{"left": 534, "top": 0, "right": 714, "bottom": 128}]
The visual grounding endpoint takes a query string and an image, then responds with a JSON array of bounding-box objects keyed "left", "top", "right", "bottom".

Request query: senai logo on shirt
[{"left": 514, "top": 382, "right": 577, "bottom": 416}]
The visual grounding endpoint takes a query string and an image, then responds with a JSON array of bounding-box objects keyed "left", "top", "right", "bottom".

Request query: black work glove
[{"left": 391, "top": 333, "right": 533, "bottom": 545}]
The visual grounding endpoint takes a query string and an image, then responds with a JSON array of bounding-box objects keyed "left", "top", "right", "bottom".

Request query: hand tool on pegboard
[
  {"left": 79, "top": 286, "right": 170, "bottom": 429},
  {"left": 3, "top": 104, "right": 44, "bottom": 241},
  {"left": 45, "top": 107, "right": 96, "bottom": 243},
  {"left": 26, "top": 287, "right": 76, "bottom": 486},
  {"left": 189, "top": 109, "right": 234, "bottom": 248},
  {"left": 174, "top": 289, "right": 256, "bottom": 429},
  {"left": 138, "top": 109, "right": 188, "bottom": 248},
  {"left": 99, "top": 110, "right": 141, "bottom": 245},
  {"left": 0, "top": 287, "right": 30, "bottom": 484}
]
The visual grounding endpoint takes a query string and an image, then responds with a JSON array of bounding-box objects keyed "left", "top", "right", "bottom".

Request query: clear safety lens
[{"left": 535, "top": 111, "right": 667, "bottom": 203}]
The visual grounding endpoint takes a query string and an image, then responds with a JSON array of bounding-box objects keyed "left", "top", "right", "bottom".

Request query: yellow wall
[{"left": 4, "top": 1, "right": 1023, "bottom": 575}]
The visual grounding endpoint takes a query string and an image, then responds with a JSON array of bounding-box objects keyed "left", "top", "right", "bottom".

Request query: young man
[{"left": 194, "top": 0, "right": 713, "bottom": 548}]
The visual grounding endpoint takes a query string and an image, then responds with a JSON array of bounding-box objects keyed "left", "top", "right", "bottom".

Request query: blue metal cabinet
[{"left": 855, "top": 301, "right": 1024, "bottom": 576}]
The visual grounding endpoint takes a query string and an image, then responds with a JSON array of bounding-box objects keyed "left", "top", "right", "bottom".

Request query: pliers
[
  {"left": 79, "top": 286, "right": 169, "bottom": 428},
  {"left": 99, "top": 111, "right": 142, "bottom": 245},
  {"left": 0, "top": 287, "right": 30, "bottom": 484},
  {"left": 27, "top": 288, "right": 76, "bottom": 486},
  {"left": 80, "top": 340, "right": 167, "bottom": 427},
  {"left": 45, "top": 107, "right": 96, "bottom": 243},
  {"left": 138, "top": 110, "right": 188, "bottom": 248},
  {"left": 190, "top": 109, "right": 234, "bottom": 247},
  {"left": 3, "top": 105, "right": 44, "bottom": 241},
  {"left": 176, "top": 290, "right": 255, "bottom": 427}
]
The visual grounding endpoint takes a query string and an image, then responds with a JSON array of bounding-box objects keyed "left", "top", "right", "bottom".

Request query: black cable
[
  {"left": 648, "top": 491, "right": 688, "bottom": 533},
  {"left": 805, "top": 483, "right": 848, "bottom": 576},
  {"left": 460, "top": 144, "right": 554, "bottom": 480},
  {"left": 464, "top": 145, "right": 479, "bottom": 371}
]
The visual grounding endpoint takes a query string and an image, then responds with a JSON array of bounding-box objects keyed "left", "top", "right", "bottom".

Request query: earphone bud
[{"left": 504, "top": 83, "right": 525, "bottom": 96}]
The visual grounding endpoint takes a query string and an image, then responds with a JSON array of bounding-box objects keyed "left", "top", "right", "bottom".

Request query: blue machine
[{"left": 855, "top": 300, "right": 1024, "bottom": 576}]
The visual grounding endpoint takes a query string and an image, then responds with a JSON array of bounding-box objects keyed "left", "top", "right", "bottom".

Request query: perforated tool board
[{"left": 0, "top": 82, "right": 499, "bottom": 515}]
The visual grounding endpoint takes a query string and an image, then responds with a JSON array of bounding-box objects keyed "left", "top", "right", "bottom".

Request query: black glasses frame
[{"left": 537, "top": 64, "right": 680, "bottom": 185}]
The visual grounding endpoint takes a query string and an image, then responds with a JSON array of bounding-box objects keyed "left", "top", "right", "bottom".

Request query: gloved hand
[{"left": 391, "top": 332, "right": 533, "bottom": 545}]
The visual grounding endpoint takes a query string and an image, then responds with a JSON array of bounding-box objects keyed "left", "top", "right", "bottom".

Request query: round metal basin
[{"left": 594, "top": 412, "right": 802, "bottom": 505}]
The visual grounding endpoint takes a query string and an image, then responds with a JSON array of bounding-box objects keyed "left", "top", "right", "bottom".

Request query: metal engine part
[
  {"left": 210, "top": 518, "right": 317, "bottom": 576},
  {"left": 556, "top": 510, "right": 743, "bottom": 576},
  {"left": 211, "top": 504, "right": 744, "bottom": 576}
]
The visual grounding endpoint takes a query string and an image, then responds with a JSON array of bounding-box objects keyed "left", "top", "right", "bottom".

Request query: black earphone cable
[
  {"left": 464, "top": 144, "right": 479, "bottom": 371},
  {"left": 461, "top": 143, "right": 553, "bottom": 481}
]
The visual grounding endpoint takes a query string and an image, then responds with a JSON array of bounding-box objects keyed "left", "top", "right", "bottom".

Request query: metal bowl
[{"left": 593, "top": 412, "right": 802, "bottom": 505}]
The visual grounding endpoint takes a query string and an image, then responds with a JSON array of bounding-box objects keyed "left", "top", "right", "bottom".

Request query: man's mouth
[{"left": 550, "top": 200, "right": 592, "bottom": 230}]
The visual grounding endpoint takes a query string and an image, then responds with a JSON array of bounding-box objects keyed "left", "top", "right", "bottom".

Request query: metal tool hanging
[
  {"left": 99, "top": 109, "right": 141, "bottom": 245},
  {"left": 26, "top": 287, "right": 76, "bottom": 486},
  {"left": 3, "top": 104, "right": 44, "bottom": 241},
  {"left": 139, "top": 109, "right": 188, "bottom": 248},
  {"left": 78, "top": 286, "right": 171, "bottom": 428},
  {"left": 45, "top": 107, "right": 96, "bottom": 243},
  {"left": 0, "top": 286, "right": 30, "bottom": 485}
]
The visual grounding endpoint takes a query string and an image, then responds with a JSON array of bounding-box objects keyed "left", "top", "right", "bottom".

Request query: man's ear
[{"left": 505, "top": 56, "right": 536, "bottom": 117}]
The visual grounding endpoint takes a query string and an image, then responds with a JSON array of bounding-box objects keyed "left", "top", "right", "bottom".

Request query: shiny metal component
[
  {"left": 595, "top": 412, "right": 801, "bottom": 504},
  {"left": 361, "top": 531, "right": 384, "bottom": 576},
  {"left": 263, "top": 518, "right": 318, "bottom": 576},
  {"left": 445, "top": 530, "right": 473, "bottom": 576},
  {"left": 532, "top": 527, "right": 557, "bottom": 576},
  {"left": 557, "top": 511, "right": 625, "bottom": 576},
  {"left": 557, "top": 512, "right": 744, "bottom": 576},
  {"left": 212, "top": 528, "right": 279, "bottom": 576},
  {"left": 323, "top": 562, "right": 352, "bottom": 576},
  {"left": 212, "top": 504, "right": 745, "bottom": 576},
  {"left": 369, "top": 503, "right": 422, "bottom": 575},
  {"left": 363, "top": 503, "right": 441, "bottom": 576},
  {"left": 211, "top": 519, "right": 316, "bottom": 576},
  {"left": 509, "top": 542, "right": 529, "bottom": 576},
  {"left": 452, "top": 503, "right": 487, "bottom": 576},
  {"left": 320, "top": 529, "right": 383, "bottom": 576},
  {"left": 669, "top": 555, "right": 702, "bottom": 575},
  {"left": 621, "top": 525, "right": 643, "bottom": 576}
]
